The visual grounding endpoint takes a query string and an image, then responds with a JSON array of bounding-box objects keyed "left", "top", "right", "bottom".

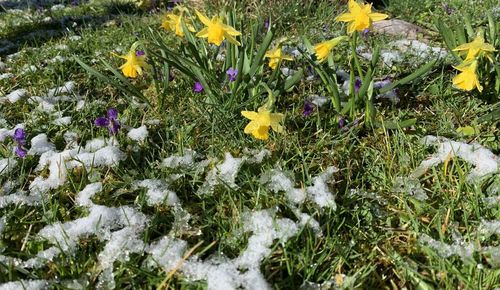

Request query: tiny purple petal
[
  {"left": 95, "top": 117, "right": 110, "bottom": 127},
  {"left": 136, "top": 50, "right": 145, "bottom": 56},
  {"left": 168, "top": 73, "right": 175, "bottom": 81},
  {"left": 107, "top": 108, "right": 118, "bottom": 120},
  {"left": 15, "top": 146, "right": 27, "bottom": 158},
  {"left": 303, "top": 101, "right": 315, "bottom": 117},
  {"left": 264, "top": 18, "right": 270, "bottom": 30},
  {"left": 193, "top": 81, "right": 204, "bottom": 93},
  {"left": 108, "top": 119, "right": 121, "bottom": 135},
  {"left": 226, "top": 68, "right": 238, "bottom": 82},
  {"left": 354, "top": 78, "right": 362, "bottom": 93},
  {"left": 13, "top": 128, "right": 26, "bottom": 144},
  {"left": 338, "top": 117, "right": 346, "bottom": 129}
]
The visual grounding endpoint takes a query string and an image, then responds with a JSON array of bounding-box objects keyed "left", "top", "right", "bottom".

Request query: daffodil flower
[
  {"left": 453, "top": 33, "right": 496, "bottom": 62},
  {"left": 314, "top": 36, "right": 347, "bottom": 63},
  {"left": 161, "top": 8, "right": 195, "bottom": 37},
  {"left": 264, "top": 47, "right": 293, "bottom": 70},
  {"left": 335, "top": 0, "right": 388, "bottom": 34},
  {"left": 241, "top": 107, "right": 284, "bottom": 140},
  {"left": 195, "top": 10, "right": 241, "bottom": 46},
  {"left": 114, "top": 48, "right": 150, "bottom": 78},
  {"left": 452, "top": 60, "right": 482, "bottom": 92}
]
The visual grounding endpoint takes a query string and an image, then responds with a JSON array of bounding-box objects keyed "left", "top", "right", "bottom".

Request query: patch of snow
[
  {"left": 127, "top": 125, "right": 148, "bottom": 142},
  {"left": 0, "top": 73, "right": 13, "bottom": 80},
  {"left": 134, "top": 179, "right": 180, "bottom": 206},
  {"left": 413, "top": 136, "right": 500, "bottom": 181},
  {"left": 53, "top": 116, "right": 71, "bottom": 126},
  {"left": 0, "top": 89, "right": 26, "bottom": 103},
  {"left": 198, "top": 153, "right": 244, "bottom": 194},
  {"left": 28, "top": 134, "right": 56, "bottom": 155},
  {"left": 47, "top": 81, "right": 75, "bottom": 97},
  {"left": 161, "top": 150, "right": 197, "bottom": 169},
  {"left": 0, "top": 158, "right": 17, "bottom": 176},
  {"left": 0, "top": 280, "right": 48, "bottom": 290}
]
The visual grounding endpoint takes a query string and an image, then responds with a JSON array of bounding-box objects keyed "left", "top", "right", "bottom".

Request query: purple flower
[
  {"left": 13, "top": 128, "right": 26, "bottom": 145},
  {"left": 442, "top": 3, "right": 455, "bottom": 15},
  {"left": 264, "top": 18, "right": 269, "bottom": 30},
  {"left": 303, "top": 101, "right": 315, "bottom": 117},
  {"left": 136, "top": 50, "right": 145, "bottom": 56},
  {"left": 193, "top": 81, "right": 204, "bottom": 93},
  {"left": 361, "top": 28, "right": 370, "bottom": 39},
  {"left": 338, "top": 117, "right": 346, "bottom": 129},
  {"left": 226, "top": 68, "right": 238, "bottom": 82},
  {"left": 354, "top": 78, "right": 362, "bottom": 93},
  {"left": 95, "top": 108, "right": 121, "bottom": 135},
  {"left": 15, "top": 146, "right": 27, "bottom": 158}
]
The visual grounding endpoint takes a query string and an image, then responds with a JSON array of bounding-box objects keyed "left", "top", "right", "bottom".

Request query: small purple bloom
[
  {"left": 136, "top": 50, "right": 145, "bottom": 57},
  {"left": 303, "top": 101, "right": 315, "bottom": 117},
  {"left": 264, "top": 18, "right": 269, "bottom": 30},
  {"left": 71, "top": 0, "right": 78, "bottom": 6},
  {"left": 338, "top": 117, "right": 346, "bottom": 129},
  {"left": 354, "top": 78, "right": 362, "bottom": 93},
  {"left": 107, "top": 108, "right": 118, "bottom": 120},
  {"left": 95, "top": 117, "right": 110, "bottom": 127},
  {"left": 13, "top": 128, "right": 26, "bottom": 144},
  {"left": 361, "top": 28, "right": 370, "bottom": 38},
  {"left": 193, "top": 82, "right": 204, "bottom": 93},
  {"left": 15, "top": 146, "right": 27, "bottom": 158},
  {"left": 226, "top": 68, "right": 238, "bottom": 82},
  {"left": 95, "top": 108, "right": 121, "bottom": 135}
]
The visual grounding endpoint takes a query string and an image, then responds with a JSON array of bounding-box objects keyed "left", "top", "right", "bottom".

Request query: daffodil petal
[
  {"left": 369, "top": 12, "right": 388, "bottom": 21},
  {"left": 195, "top": 10, "right": 212, "bottom": 26},
  {"left": 241, "top": 111, "right": 259, "bottom": 120}
]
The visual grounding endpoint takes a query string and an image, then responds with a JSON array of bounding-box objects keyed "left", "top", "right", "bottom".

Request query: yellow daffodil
[
  {"left": 264, "top": 47, "right": 293, "bottom": 70},
  {"left": 241, "top": 107, "right": 284, "bottom": 140},
  {"left": 195, "top": 10, "right": 241, "bottom": 46},
  {"left": 314, "top": 36, "right": 347, "bottom": 63},
  {"left": 335, "top": 0, "right": 388, "bottom": 34},
  {"left": 114, "top": 49, "right": 150, "bottom": 78},
  {"left": 161, "top": 10, "right": 195, "bottom": 37},
  {"left": 453, "top": 33, "right": 496, "bottom": 62},
  {"left": 452, "top": 60, "right": 482, "bottom": 92}
]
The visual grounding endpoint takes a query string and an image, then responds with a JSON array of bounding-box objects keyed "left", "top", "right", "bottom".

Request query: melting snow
[
  {"left": 413, "top": 135, "right": 500, "bottom": 181},
  {"left": 127, "top": 125, "right": 148, "bottom": 142}
]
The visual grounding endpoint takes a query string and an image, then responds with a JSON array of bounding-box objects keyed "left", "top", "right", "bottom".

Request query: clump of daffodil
[
  {"left": 195, "top": 10, "right": 241, "bottom": 46},
  {"left": 264, "top": 47, "right": 293, "bottom": 70},
  {"left": 335, "top": 0, "right": 388, "bottom": 34},
  {"left": 113, "top": 42, "right": 150, "bottom": 78},
  {"left": 452, "top": 60, "right": 483, "bottom": 92},
  {"left": 241, "top": 107, "right": 284, "bottom": 140},
  {"left": 314, "top": 36, "right": 348, "bottom": 63},
  {"left": 161, "top": 6, "right": 195, "bottom": 37},
  {"left": 453, "top": 31, "right": 496, "bottom": 62}
]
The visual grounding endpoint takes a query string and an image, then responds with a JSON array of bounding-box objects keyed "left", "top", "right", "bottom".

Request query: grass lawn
[{"left": 0, "top": 0, "right": 499, "bottom": 289}]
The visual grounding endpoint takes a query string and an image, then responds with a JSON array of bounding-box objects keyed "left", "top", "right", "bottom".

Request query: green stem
[{"left": 350, "top": 32, "right": 364, "bottom": 80}]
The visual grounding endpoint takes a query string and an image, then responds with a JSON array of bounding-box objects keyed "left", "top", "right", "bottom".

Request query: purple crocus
[
  {"left": 95, "top": 108, "right": 121, "bottom": 134},
  {"left": 303, "top": 101, "right": 315, "bottom": 117},
  {"left": 361, "top": 28, "right": 370, "bottom": 39},
  {"left": 338, "top": 117, "right": 346, "bottom": 129},
  {"left": 136, "top": 50, "right": 145, "bottom": 57},
  {"left": 193, "top": 81, "right": 204, "bottom": 93},
  {"left": 12, "top": 128, "right": 27, "bottom": 158},
  {"left": 226, "top": 68, "right": 238, "bottom": 82}
]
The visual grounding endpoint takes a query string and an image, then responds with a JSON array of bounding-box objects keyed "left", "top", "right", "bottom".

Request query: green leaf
[
  {"left": 248, "top": 30, "right": 273, "bottom": 78},
  {"left": 283, "top": 68, "right": 303, "bottom": 91},
  {"left": 376, "top": 118, "right": 417, "bottom": 129},
  {"left": 478, "top": 108, "right": 500, "bottom": 123},
  {"left": 379, "top": 59, "right": 438, "bottom": 94},
  {"left": 456, "top": 126, "right": 479, "bottom": 136}
]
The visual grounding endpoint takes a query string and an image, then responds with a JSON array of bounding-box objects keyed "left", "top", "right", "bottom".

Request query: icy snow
[
  {"left": 0, "top": 158, "right": 17, "bottom": 176},
  {"left": 161, "top": 149, "right": 197, "bottom": 169},
  {"left": 53, "top": 116, "right": 71, "bottom": 126},
  {"left": 0, "top": 73, "right": 13, "bottom": 80},
  {"left": 28, "top": 134, "right": 56, "bottom": 155},
  {"left": 47, "top": 81, "right": 75, "bottom": 98},
  {"left": 0, "top": 280, "right": 48, "bottom": 290},
  {"left": 198, "top": 153, "right": 244, "bottom": 194},
  {"left": 135, "top": 179, "right": 180, "bottom": 206},
  {"left": 127, "top": 125, "right": 148, "bottom": 142},
  {"left": 0, "top": 89, "right": 27, "bottom": 103},
  {"left": 413, "top": 135, "right": 500, "bottom": 181}
]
